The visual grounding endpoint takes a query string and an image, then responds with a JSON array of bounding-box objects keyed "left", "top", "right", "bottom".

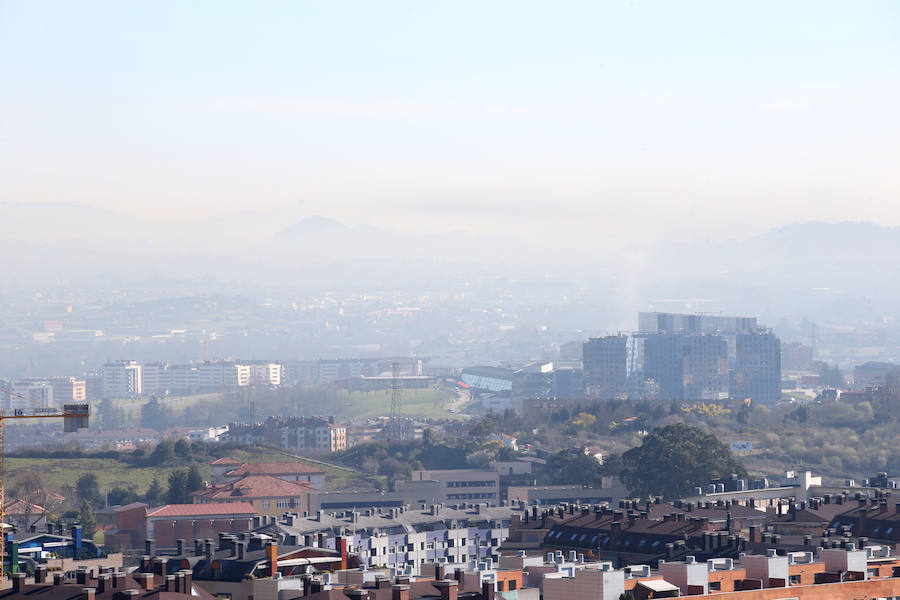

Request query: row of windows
[
  {"left": 259, "top": 499, "right": 298, "bottom": 510},
  {"left": 447, "top": 493, "right": 497, "bottom": 500},
  {"left": 446, "top": 481, "right": 496, "bottom": 487}
]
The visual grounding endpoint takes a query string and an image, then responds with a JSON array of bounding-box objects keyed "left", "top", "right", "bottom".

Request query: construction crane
[{"left": 0, "top": 384, "right": 89, "bottom": 580}]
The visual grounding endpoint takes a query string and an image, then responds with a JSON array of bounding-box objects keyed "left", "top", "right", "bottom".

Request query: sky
[{"left": 2, "top": 1, "right": 900, "bottom": 246}]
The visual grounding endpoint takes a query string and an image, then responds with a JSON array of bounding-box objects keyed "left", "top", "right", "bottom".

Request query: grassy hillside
[
  {"left": 101, "top": 387, "right": 461, "bottom": 429},
  {"left": 5, "top": 444, "right": 377, "bottom": 513}
]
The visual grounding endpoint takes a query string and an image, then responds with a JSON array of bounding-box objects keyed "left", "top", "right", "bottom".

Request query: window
[
  {"left": 260, "top": 500, "right": 270, "bottom": 509},
  {"left": 709, "top": 582, "right": 721, "bottom": 591},
  {"left": 789, "top": 575, "right": 801, "bottom": 584}
]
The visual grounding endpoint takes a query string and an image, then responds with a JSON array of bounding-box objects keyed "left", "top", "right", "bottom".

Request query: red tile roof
[
  {"left": 2, "top": 499, "right": 46, "bottom": 515},
  {"left": 194, "top": 476, "right": 315, "bottom": 500},
  {"left": 226, "top": 461, "right": 325, "bottom": 476},
  {"left": 146, "top": 502, "right": 256, "bottom": 517}
]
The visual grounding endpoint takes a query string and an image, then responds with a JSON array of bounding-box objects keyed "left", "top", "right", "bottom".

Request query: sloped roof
[
  {"left": 195, "top": 476, "right": 315, "bottom": 500},
  {"left": 3, "top": 499, "right": 46, "bottom": 515},
  {"left": 259, "top": 505, "right": 522, "bottom": 537},
  {"left": 773, "top": 503, "right": 852, "bottom": 524},
  {"left": 226, "top": 461, "right": 324, "bottom": 476},
  {"left": 210, "top": 457, "right": 243, "bottom": 465},
  {"left": 147, "top": 503, "right": 256, "bottom": 518}
]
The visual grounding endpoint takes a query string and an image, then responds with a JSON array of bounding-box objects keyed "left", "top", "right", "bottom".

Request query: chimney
[
  {"left": 76, "top": 568, "right": 90, "bottom": 585},
  {"left": 392, "top": 585, "right": 410, "bottom": 600},
  {"left": 301, "top": 574, "right": 312, "bottom": 596},
  {"left": 749, "top": 525, "right": 761, "bottom": 543},
  {"left": 83, "top": 588, "right": 96, "bottom": 600},
  {"left": 155, "top": 557, "right": 168, "bottom": 576},
  {"left": 120, "top": 590, "right": 140, "bottom": 600},
  {"left": 373, "top": 575, "right": 390, "bottom": 589},
  {"left": 166, "top": 575, "right": 177, "bottom": 593},
  {"left": 237, "top": 541, "right": 246, "bottom": 560},
  {"left": 180, "top": 570, "right": 193, "bottom": 594},
  {"left": 98, "top": 575, "right": 111, "bottom": 594},
  {"left": 267, "top": 541, "right": 278, "bottom": 577},
  {"left": 113, "top": 573, "right": 126, "bottom": 588},
  {"left": 481, "top": 581, "right": 495, "bottom": 600},
  {"left": 205, "top": 539, "right": 213, "bottom": 564},
  {"left": 435, "top": 564, "right": 445, "bottom": 580},
  {"left": 177, "top": 539, "right": 185, "bottom": 555},
  {"left": 610, "top": 521, "right": 623, "bottom": 539},
  {"left": 12, "top": 573, "right": 26, "bottom": 593},
  {"left": 337, "top": 536, "right": 348, "bottom": 570},
  {"left": 195, "top": 539, "right": 204, "bottom": 556},
  {"left": 146, "top": 539, "right": 156, "bottom": 557},
  {"left": 54, "top": 573, "right": 65, "bottom": 586},
  {"left": 136, "top": 573, "right": 155, "bottom": 591},
  {"left": 435, "top": 580, "right": 458, "bottom": 600},
  {"left": 175, "top": 572, "right": 185, "bottom": 593},
  {"left": 859, "top": 508, "right": 868, "bottom": 534}
]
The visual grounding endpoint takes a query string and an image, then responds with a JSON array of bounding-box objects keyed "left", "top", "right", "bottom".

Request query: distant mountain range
[{"left": 3, "top": 200, "right": 900, "bottom": 324}]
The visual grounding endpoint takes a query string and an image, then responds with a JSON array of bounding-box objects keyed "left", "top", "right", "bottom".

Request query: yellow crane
[{"left": 0, "top": 384, "right": 89, "bottom": 580}]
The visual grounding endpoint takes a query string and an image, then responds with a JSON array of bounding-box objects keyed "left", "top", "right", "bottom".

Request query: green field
[
  {"left": 6, "top": 445, "right": 375, "bottom": 509},
  {"left": 6, "top": 456, "right": 194, "bottom": 496},
  {"left": 106, "top": 387, "right": 461, "bottom": 427},
  {"left": 301, "top": 388, "right": 461, "bottom": 421}
]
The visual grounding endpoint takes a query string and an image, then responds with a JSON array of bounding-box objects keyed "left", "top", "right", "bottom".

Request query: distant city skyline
[{"left": 3, "top": 1, "right": 900, "bottom": 246}]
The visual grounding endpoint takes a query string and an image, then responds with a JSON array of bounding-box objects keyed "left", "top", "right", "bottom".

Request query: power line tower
[
  {"left": 390, "top": 362, "right": 402, "bottom": 423},
  {"left": 386, "top": 362, "right": 410, "bottom": 441}
]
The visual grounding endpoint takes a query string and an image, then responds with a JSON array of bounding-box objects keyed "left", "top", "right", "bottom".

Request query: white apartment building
[
  {"left": 102, "top": 360, "right": 142, "bottom": 398},
  {"left": 20, "top": 376, "right": 85, "bottom": 403},
  {"left": 170, "top": 364, "right": 198, "bottom": 394},
  {"left": 247, "top": 362, "right": 283, "bottom": 386},
  {"left": 197, "top": 361, "right": 232, "bottom": 389},
  {"left": 234, "top": 364, "right": 251, "bottom": 386},
  {"left": 142, "top": 363, "right": 172, "bottom": 396}
]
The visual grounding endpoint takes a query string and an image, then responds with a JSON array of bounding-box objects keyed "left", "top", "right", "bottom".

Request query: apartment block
[
  {"left": 102, "top": 360, "right": 142, "bottom": 398},
  {"left": 224, "top": 416, "right": 347, "bottom": 454},
  {"left": 5, "top": 380, "right": 54, "bottom": 410},
  {"left": 255, "top": 503, "right": 520, "bottom": 574},
  {"left": 583, "top": 336, "right": 628, "bottom": 398},
  {"left": 411, "top": 469, "right": 501, "bottom": 504}
]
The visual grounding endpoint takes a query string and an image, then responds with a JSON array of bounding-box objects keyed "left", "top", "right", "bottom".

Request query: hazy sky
[{"left": 3, "top": 1, "right": 900, "bottom": 244}]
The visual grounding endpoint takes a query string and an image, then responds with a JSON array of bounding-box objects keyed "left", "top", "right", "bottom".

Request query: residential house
[{"left": 193, "top": 476, "right": 316, "bottom": 517}]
